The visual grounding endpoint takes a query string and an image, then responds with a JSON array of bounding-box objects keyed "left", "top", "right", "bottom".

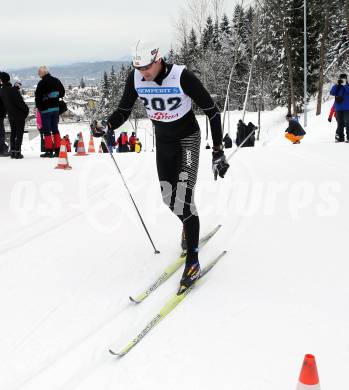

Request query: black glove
[
  {"left": 90, "top": 119, "right": 109, "bottom": 137},
  {"left": 328, "top": 117, "right": 332, "bottom": 123},
  {"left": 212, "top": 150, "right": 230, "bottom": 180}
]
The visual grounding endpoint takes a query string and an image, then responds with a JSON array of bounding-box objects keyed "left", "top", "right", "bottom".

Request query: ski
[
  {"left": 109, "top": 250, "right": 227, "bottom": 358},
  {"left": 129, "top": 224, "right": 222, "bottom": 303}
]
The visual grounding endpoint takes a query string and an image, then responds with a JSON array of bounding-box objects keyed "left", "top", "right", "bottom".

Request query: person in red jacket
[
  {"left": 63, "top": 135, "right": 71, "bottom": 152},
  {"left": 129, "top": 131, "right": 137, "bottom": 152},
  {"left": 328, "top": 104, "right": 337, "bottom": 122},
  {"left": 116, "top": 131, "right": 129, "bottom": 152}
]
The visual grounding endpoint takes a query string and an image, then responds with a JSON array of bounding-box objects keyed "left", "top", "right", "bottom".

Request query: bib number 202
[{"left": 141, "top": 97, "right": 181, "bottom": 111}]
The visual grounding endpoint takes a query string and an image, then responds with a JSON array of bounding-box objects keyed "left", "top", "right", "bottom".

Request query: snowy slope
[{"left": 1, "top": 99, "right": 348, "bottom": 390}]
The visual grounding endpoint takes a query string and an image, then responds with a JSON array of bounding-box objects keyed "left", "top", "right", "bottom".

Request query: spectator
[
  {"left": 129, "top": 131, "right": 137, "bottom": 152},
  {"left": 73, "top": 133, "right": 79, "bottom": 153},
  {"left": 223, "top": 133, "right": 233, "bottom": 149},
  {"left": 236, "top": 120, "right": 257, "bottom": 147},
  {"left": 328, "top": 103, "right": 336, "bottom": 123},
  {"left": 135, "top": 137, "right": 142, "bottom": 153},
  {"left": 330, "top": 73, "right": 349, "bottom": 142},
  {"left": 0, "top": 75, "right": 10, "bottom": 156},
  {"left": 100, "top": 139, "right": 109, "bottom": 153},
  {"left": 285, "top": 113, "right": 306, "bottom": 144},
  {"left": 36, "top": 108, "right": 46, "bottom": 153},
  {"left": 0, "top": 72, "right": 29, "bottom": 159},
  {"left": 64, "top": 135, "right": 71, "bottom": 152},
  {"left": 35, "top": 66, "right": 65, "bottom": 157},
  {"left": 105, "top": 129, "right": 116, "bottom": 152},
  {"left": 14, "top": 81, "right": 22, "bottom": 90},
  {"left": 116, "top": 131, "right": 129, "bottom": 152}
]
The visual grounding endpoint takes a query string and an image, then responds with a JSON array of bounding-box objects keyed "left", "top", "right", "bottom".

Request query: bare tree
[
  {"left": 186, "top": 0, "right": 210, "bottom": 37},
  {"left": 345, "top": 0, "right": 349, "bottom": 43},
  {"left": 282, "top": 11, "right": 297, "bottom": 115},
  {"left": 316, "top": 1, "right": 330, "bottom": 116},
  {"left": 172, "top": 8, "right": 190, "bottom": 45},
  {"left": 210, "top": 0, "right": 225, "bottom": 23}
]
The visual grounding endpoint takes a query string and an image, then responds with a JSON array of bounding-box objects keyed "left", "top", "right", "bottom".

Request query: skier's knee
[{"left": 159, "top": 180, "right": 173, "bottom": 208}]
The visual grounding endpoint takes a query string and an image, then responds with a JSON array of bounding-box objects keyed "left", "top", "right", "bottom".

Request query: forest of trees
[{"left": 97, "top": 0, "right": 349, "bottom": 120}]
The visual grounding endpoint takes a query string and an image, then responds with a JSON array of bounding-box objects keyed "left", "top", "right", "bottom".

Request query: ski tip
[
  {"left": 129, "top": 296, "right": 140, "bottom": 304},
  {"left": 109, "top": 349, "right": 125, "bottom": 358}
]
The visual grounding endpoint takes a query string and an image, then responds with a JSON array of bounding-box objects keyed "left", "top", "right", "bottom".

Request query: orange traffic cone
[
  {"left": 296, "top": 354, "right": 321, "bottom": 390},
  {"left": 55, "top": 139, "right": 72, "bottom": 170},
  {"left": 88, "top": 134, "right": 96, "bottom": 153},
  {"left": 75, "top": 132, "right": 88, "bottom": 156}
]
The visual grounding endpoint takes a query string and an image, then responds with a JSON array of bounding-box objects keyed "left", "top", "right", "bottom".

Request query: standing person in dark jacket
[
  {"left": 0, "top": 72, "right": 29, "bottom": 159},
  {"left": 73, "top": 133, "right": 79, "bottom": 153},
  {"left": 285, "top": 113, "right": 306, "bottom": 144},
  {"left": 0, "top": 75, "right": 10, "bottom": 156},
  {"left": 105, "top": 129, "right": 116, "bottom": 152},
  {"left": 330, "top": 73, "right": 349, "bottom": 142},
  {"left": 91, "top": 42, "right": 229, "bottom": 294},
  {"left": 129, "top": 131, "right": 137, "bottom": 151},
  {"left": 35, "top": 66, "right": 65, "bottom": 157}
]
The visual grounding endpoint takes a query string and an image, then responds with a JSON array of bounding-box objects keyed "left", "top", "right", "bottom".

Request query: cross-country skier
[{"left": 91, "top": 42, "right": 229, "bottom": 294}]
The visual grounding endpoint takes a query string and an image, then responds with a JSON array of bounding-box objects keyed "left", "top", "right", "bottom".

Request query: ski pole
[{"left": 103, "top": 136, "right": 160, "bottom": 254}]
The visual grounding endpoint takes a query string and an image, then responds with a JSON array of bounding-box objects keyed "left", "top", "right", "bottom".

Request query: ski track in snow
[{"left": 0, "top": 180, "right": 114, "bottom": 259}]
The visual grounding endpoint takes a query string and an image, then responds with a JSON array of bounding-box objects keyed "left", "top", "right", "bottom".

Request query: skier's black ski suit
[{"left": 108, "top": 60, "right": 223, "bottom": 265}]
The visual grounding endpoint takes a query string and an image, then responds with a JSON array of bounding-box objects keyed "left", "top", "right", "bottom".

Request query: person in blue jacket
[{"left": 330, "top": 73, "right": 349, "bottom": 143}]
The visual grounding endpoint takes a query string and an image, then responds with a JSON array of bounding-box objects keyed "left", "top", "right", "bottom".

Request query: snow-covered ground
[{"left": 1, "top": 98, "right": 348, "bottom": 390}]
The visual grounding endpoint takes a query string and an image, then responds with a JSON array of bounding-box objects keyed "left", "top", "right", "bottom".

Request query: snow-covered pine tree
[
  {"left": 218, "top": 13, "right": 234, "bottom": 103},
  {"left": 254, "top": 1, "right": 279, "bottom": 111},
  {"left": 109, "top": 66, "right": 119, "bottom": 112},
  {"left": 312, "top": 0, "right": 332, "bottom": 114},
  {"left": 96, "top": 70, "right": 110, "bottom": 119},
  {"left": 230, "top": 4, "right": 250, "bottom": 110},
  {"left": 178, "top": 36, "right": 191, "bottom": 68},
  {"left": 326, "top": 0, "right": 349, "bottom": 77},
  {"left": 202, "top": 15, "right": 215, "bottom": 50},
  {"left": 166, "top": 46, "right": 179, "bottom": 63},
  {"left": 187, "top": 28, "right": 200, "bottom": 72}
]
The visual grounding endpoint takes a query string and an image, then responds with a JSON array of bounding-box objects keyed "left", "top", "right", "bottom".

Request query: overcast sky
[{"left": 1, "top": 0, "right": 243, "bottom": 69}]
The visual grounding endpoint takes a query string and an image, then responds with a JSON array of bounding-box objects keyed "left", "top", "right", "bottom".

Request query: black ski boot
[
  {"left": 15, "top": 152, "right": 24, "bottom": 159},
  {"left": 335, "top": 134, "right": 344, "bottom": 143},
  {"left": 177, "top": 261, "right": 201, "bottom": 295}
]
